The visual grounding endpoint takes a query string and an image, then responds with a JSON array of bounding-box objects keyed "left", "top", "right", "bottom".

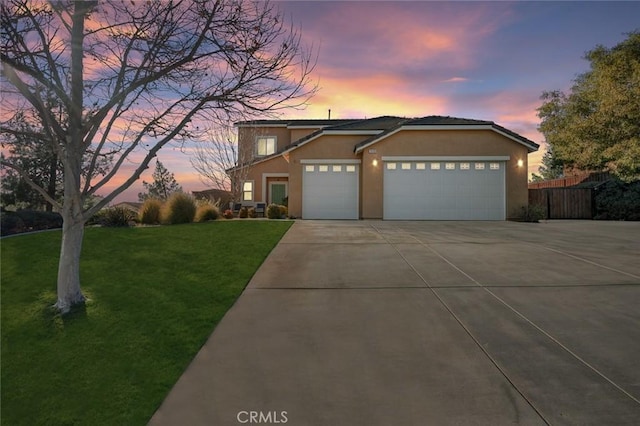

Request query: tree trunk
[
  {"left": 55, "top": 212, "right": 86, "bottom": 313},
  {"left": 52, "top": 0, "right": 89, "bottom": 314}
]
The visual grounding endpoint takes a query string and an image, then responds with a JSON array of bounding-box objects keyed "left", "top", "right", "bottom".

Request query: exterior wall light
[
  {"left": 372, "top": 159, "right": 378, "bottom": 167},
  {"left": 517, "top": 159, "right": 524, "bottom": 168}
]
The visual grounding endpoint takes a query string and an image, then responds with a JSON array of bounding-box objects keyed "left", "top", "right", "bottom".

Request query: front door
[{"left": 270, "top": 182, "right": 287, "bottom": 205}]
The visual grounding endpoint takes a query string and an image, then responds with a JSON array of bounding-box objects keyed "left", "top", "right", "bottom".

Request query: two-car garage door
[{"left": 383, "top": 159, "right": 506, "bottom": 220}]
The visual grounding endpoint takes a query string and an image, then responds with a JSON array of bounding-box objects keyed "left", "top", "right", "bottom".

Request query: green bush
[
  {"left": 519, "top": 204, "right": 546, "bottom": 222},
  {"left": 238, "top": 206, "right": 248, "bottom": 218},
  {"left": 97, "top": 206, "right": 136, "bottom": 227},
  {"left": 248, "top": 207, "right": 257, "bottom": 218},
  {"left": 595, "top": 179, "right": 640, "bottom": 220},
  {"left": 162, "top": 192, "right": 196, "bottom": 224},
  {"left": 1, "top": 212, "right": 25, "bottom": 236},
  {"left": 267, "top": 204, "right": 288, "bottom": 219},
  {"left": 139, "top": 198, "right": 163, "bottom": 225},
  {"left": 1, "top": 210, "right": 63, "bottom": 236},
  {"left": 195, "top": 203, "right": 219, "bottom": 222}
]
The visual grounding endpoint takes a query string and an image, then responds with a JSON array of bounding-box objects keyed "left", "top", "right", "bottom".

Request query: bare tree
[
  {"left": 0, "top": 0, "right": 316, "bottom": 313},
  {"left": 190, "top": 124, "right": 255, "bottom": 205}
]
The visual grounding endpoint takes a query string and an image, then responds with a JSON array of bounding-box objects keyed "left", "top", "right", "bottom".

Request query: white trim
[
  {"left": 382, "top": 156, "right": 510, "bottom": 161},
  {"left": 300, "top": 159, "right": 361, "bottom": 164},
  {"left": 261, "top": 173, "right": 288, "bottom": 203}
]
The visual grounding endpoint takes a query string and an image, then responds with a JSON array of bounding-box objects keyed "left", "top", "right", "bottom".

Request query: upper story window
[{"left": 256, "top": 136, "right": 276, "bottom": 156}]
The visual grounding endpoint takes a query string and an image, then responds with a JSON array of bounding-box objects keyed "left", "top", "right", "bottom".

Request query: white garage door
[
  {"left": 384, "top": 160, "right": 505, "bottom": 220},
  {"left": 302, "top": 162, "right": 359, "bottom": 219}
]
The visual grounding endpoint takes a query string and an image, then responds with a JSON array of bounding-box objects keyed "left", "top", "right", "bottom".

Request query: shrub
[
  {"left": 162, "top": 192, "right": 196, "bottom": 224},
  {"left": 97, "top": 206, "right": 136, "bottom": 227},
  {"left": 0, "top": 212, "right": 25, "bottom": 236},
  {"left": 1, "top": 210, "right": 64, "bottom": 235},
  {"left": 223, "top": 209, "right": 234, "bottom": 219},
  {"left": 139, "top": 198, "right": 163, "bottom": 225},
  {"left": 195, "top": 203, "right": 219, "bottom": 222},
  {"left": 280, "top": 205, "right": 288, "bottom": 218},
  {"left": 266, "top": 204, "right": 283, "bottom": 219},
  {"left": 519, "top": 204, "right": 546, "bottom": 223},
  {"left": 238, "top": 206, "right": 248, "bottom": 218},
  {"left": 594, "top": 179, "right": 640, "bottom": 221},
  {"left": 248, "top": 207, "right": 257, "bottom": 218}
]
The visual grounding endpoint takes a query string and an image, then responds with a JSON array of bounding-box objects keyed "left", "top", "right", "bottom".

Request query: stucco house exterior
[{"left": 233, "top": 116, "right": 539, "bottom": 220}]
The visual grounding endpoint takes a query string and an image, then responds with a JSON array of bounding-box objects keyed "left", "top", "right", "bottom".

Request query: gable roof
[
  {"left": 353, "top": 116, "right": 539, "bottom": 153},
  {"left": 234, "top": 115, "right": 539, "bottom": 171}
]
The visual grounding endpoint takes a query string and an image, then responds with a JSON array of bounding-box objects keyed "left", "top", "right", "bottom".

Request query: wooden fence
[
  {"left": 529, "top": 188, "right": 595, "bottom": 219},
  {"left": 528, "top": 172, "right": 610, "bottom": 189}
]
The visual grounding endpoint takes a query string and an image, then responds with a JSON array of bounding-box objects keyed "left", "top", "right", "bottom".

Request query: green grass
[{"left": 1, "top": 220, "right": 292, "bottom": 426}]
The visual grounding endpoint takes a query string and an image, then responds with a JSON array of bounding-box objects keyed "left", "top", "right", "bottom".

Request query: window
[
  {"left": 242, "top": 181, "right": 253, "bottom": 201},
  {"left": 332, "top": 165, "right": 342, "bottom": 172},
  {"left": 430, "top": 163, "right": 441, "bottom": 170},
  {"left": 475, "top": 163, "right": 485, "bottom": 170},
  {"left": 318, "top": 165, "right": 328, "bottom": 172},
  {"left": 416, "top": 163, "right": 426, "bottom": 170},
  {"left": 346, "top": 165, "right": 356, "bottom": 172},
  {"left": 460, "top": 163, "right": 470, "bottom": 170},
  {"left": 256, "top": 136, "right": 276, "bottom": 156},
  {"left": 401, "top": 162, "right": 411, "bottom": 170},
  {"left": 445, "top": 162, "right": 455, "bottom": 170},
  {"left": 490, "top": 162, "right": 500, "bottom": 170},
  {"left": 305, "top": 165, "right": 315, "bottom": 172},
  {"left": 386, "top": 162, "right": 397, "bottom": 170}
]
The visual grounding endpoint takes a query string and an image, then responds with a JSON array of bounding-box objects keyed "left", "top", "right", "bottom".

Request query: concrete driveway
[{"left": 150, "top": 220, "right": 640, "bottom": 425}]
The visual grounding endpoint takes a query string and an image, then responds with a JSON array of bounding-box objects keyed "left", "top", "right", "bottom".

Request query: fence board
[
  {"left": 528, "top": 188, "right": 594, "bottom": 219},
  {"left": 528, "top": 172, "right": 609, "bottom": 189}
]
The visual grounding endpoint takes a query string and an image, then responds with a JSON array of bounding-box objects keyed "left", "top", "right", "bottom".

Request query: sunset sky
[{"left": 112, "top": 1, "right": 640, "bottom": 202}]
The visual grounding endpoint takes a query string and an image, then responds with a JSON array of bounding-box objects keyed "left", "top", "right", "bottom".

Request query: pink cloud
[{"left": 442, "top": 77, "right": 470, "bottom": 83}]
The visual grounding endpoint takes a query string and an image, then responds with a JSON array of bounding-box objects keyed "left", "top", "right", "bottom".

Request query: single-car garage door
[
  {"left": 383, "top": 159, "right": 505, "bottom": 220},
  {"left": 302, "top": 162, "right": 359, "bottom": 219}
]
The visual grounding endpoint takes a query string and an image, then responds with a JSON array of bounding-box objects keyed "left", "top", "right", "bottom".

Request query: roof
[
  {"left": 353, "top": 116, "right": 539, "bottom": 153},
  {"left": 235, "top": 119, "right": 356, "bottom": 128},
  {"left": 236, "top": 115, "right": 539, "bottom": 170}
]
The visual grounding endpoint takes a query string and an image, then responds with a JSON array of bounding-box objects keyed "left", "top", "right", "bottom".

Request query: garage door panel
[
  {"left": 384, "top": 161, "right": 505, "bottom": 220},
  {"left": 303, "top": 164, "right": 359, "bottom": 219}
]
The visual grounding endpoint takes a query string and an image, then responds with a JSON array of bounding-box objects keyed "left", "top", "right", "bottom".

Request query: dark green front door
[{"left": 270, "top": 183, "right": 287, "bottom": 205}]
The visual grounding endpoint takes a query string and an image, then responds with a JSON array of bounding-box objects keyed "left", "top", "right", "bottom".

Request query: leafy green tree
[
  {"left": 530, "top": 145, "right": 564, "bottom": 182},
  {"left": 538, "top": 31, "right": 640, "bottom": 181},
  {"left": 1, "top": 109, "right": 62, "bottom": 211},
  {"left": 138, "top": 160, "right": 182, "bottom": 201}
]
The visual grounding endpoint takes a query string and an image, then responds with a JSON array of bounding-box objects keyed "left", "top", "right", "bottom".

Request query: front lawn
[{"left": 1, "top": 220, "right": 292, "bottom": 425}]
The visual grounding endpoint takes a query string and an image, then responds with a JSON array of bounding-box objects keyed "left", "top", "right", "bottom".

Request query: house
[{"left": 234, "top": 116, "right": 539, "bottom": 220}]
